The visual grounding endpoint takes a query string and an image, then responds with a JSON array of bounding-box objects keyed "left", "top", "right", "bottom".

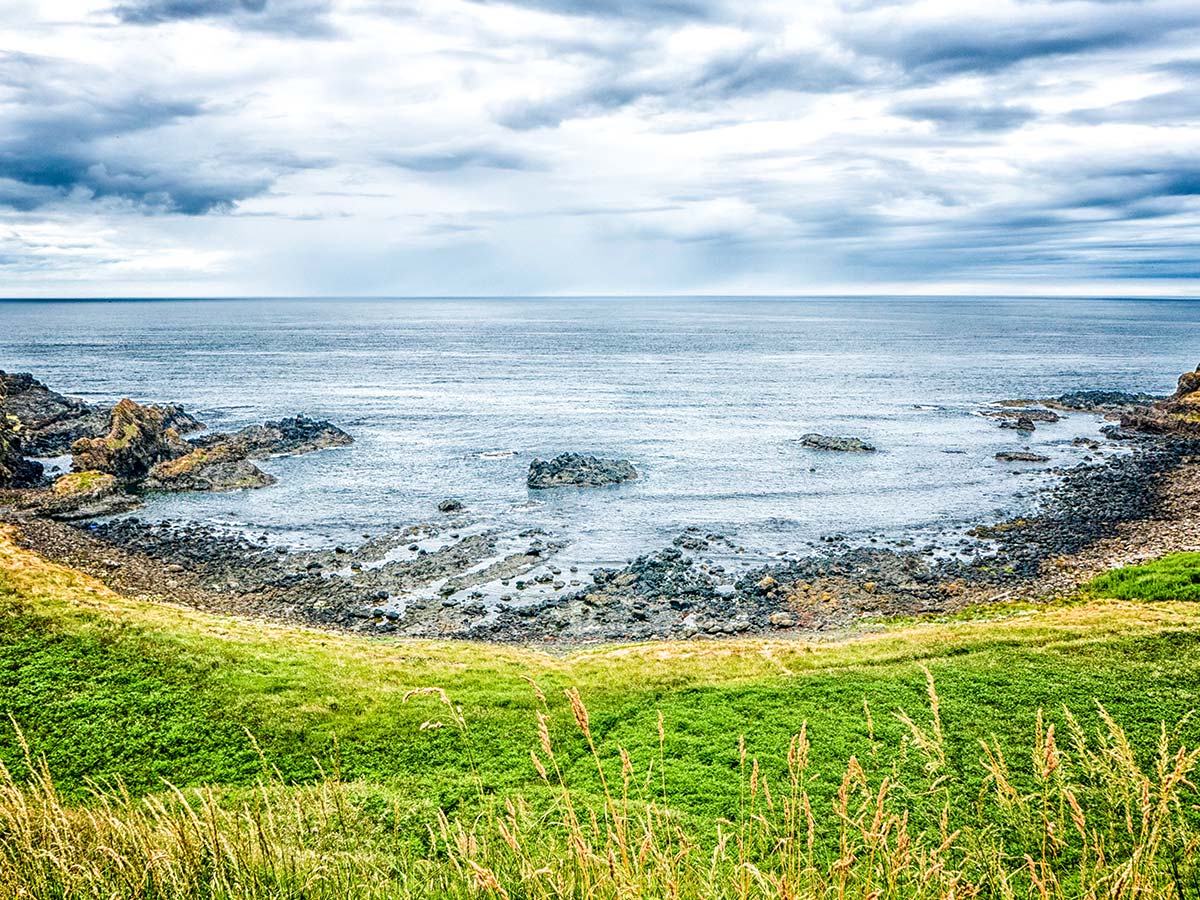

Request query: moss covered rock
[
  {"left": 144, "top": 445, "right": 276, "bottom": 492},
  {"left": 70, "top": 399, "right": 191, "bottom": 482}
]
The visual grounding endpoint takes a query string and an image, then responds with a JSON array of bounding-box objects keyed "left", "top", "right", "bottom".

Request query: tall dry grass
[{"left": 3, "top": 671, "right": 1200, "bottom": 899}]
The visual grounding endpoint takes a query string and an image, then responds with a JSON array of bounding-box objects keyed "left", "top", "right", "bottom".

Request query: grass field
[
  {"left": 5, "top": 525, "right": 1200, "bottom": 897},
  {"left": 1086, "top": 551, "right": 1200, "bottom": 602}
]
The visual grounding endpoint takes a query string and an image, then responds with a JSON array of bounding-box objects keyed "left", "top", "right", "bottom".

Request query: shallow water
[{"left": 2, "top": 296, "right": 1195, "bottom": 569}]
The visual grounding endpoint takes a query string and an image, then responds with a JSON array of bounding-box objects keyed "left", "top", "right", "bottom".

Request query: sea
[{"left": 2, "top": 296, "right": 1196, "bottom": 572}]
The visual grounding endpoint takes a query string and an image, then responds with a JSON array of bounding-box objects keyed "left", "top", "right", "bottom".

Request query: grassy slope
[
  {"left": 1086, "top": 551, "right": 1200, "bottom": 602},
  {"left": 4, "top": 523, "right": 1200, "bottom": 829}
]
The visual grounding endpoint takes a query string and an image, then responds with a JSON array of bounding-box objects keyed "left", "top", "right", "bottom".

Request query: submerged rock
[
  {"left": 798, "top": 434, "right": 876, "bottom": 452},
  {"left": 527, "top": 453, "right": 638, "bottom": 488},
  {"left": 983, "top": 407, "right": 1061, "bottom": 424},
  {"left": 70, "top": 399, "right": 191, "bottom": 482}
]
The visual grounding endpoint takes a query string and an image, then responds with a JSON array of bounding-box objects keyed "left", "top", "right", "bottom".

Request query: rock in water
[
  {"left": 193, "top": 416, "right": 352, "bottom": 459},
  {"left": 70, "top": 398, "right": 192, "bottom": 482},
  {"left": 144, "top": 445, "right": 276, "bottom": 492},
  {"left": 798, "top": 434, "right": 876, "bottom": 452},
  {"left": 996, "top": 451, "right": 1051, "bottom": 463},
  {"left": 527, "top": 453, "right": 638, "bottom": 488},
  {"left": 438, "top": 498, "right": 466, "bottom": 513}
]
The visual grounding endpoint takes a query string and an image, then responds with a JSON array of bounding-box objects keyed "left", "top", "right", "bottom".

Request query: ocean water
[{"left": 2, "top": 297, "right": 1196, "bottom": 571}]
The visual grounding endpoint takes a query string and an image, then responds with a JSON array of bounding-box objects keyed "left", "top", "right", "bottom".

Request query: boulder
[
  {"left": 70, "top": 399, "right": 191, "bottom": 482},
  {"left": 528, "top": 453, "right": 638, "bottom": 488},
  {"left": 768, "top": 611, "right": 796, "bottom": 629},
  {"left": 193, "top": 415, "right": 352, "bottom": 459},
  {"left": 798, "top": 434, "right": 876, "bottom": 452},
  {"left": 144, "top": 444, "right": 276, "bottom": 492},
  {"left": 438, "top": 498, "right": 466, "bottom": 513},
  {"left": 983, "top": 407, "right": 1061, "bottom": 424}
]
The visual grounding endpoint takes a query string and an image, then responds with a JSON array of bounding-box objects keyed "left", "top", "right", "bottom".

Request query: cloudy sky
[{"left": 1, "top": 0, "right": 1198, "bottom": 297}]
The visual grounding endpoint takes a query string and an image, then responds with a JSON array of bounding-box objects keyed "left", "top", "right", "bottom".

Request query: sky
[{"left": 1, "top": 0, "right": 1198, "bottom": 297}]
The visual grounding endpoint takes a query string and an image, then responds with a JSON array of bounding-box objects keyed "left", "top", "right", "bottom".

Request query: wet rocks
[
  {"left": 983, "top": 407, "right": 1061, "bottom": 424},
  {"left": 798, "top": 434, "right": 876, "bottom": 452},
  {"left": 1048, "top": 390, "right": 1161, "bottom": 412},
  {"left": 70, "top": 399, "right": 192, "bottom": 482},
  {"left": 193, "top": 416, "right": 352, "bottom": 459},
  {"left": 144, "top": 446, "right": 276, "bottom": 492},
  {"left": 438, "top": 498, "right": 465, "bottom": 513},
  {"left": 996, "top": 451, "right": 1051, "bottom": 463},
  {"left": 527, "top": 453, "right": 638, "bottom": 488}
]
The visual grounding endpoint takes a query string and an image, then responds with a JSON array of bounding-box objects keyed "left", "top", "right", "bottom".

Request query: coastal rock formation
[
  {"left": 996, "top": 451, "right": 1050, "bottom": 463},
  {"left": 798, "top": 434, "right": 876, "bottom": 452},
  {"left": 0, "top": 382, "right": 44, "bottom": 487},
  {"left": 70, "top": 399, "right": 192, "bottom": 482},
  {"left": 0, "top": 371, "right": 203, "bottom": 456},
  {"left": 438, "top": 498, "right": 465, "bottom": 513},
  {"left": 43, "top": 470, "right": 141, "bottom": 520},
  {"left": 983, "top": 407, "right": 1061, "bottom": 424},
  {"left": 1121, "top": 365, "right": 1200, "bottom": 437},
  {"left": 193, "top": 416, "right": 352, "bottom": 459},
  {"left": 144, "top": 445, "right": 277, "bottom": 493},
  {"left": 1047, "top": 390, "right": 1162, "bottom": 412},
  {"left": 528, "top": 453, "right": 638, "bottom": 488}
]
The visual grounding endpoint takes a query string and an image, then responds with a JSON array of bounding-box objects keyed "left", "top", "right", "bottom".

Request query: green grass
[
  {"left": 8, "top": 526, "right": 1200, "bottom": 896},
  {"left": 1086, "top": 552, "right": 1200, "bottom": 602},
  {"left": 4, "top": 524, "right": 1200, "bottom": 829}
]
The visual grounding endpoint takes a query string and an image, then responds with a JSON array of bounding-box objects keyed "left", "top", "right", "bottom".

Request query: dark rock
[
  {"left": 194, "top": 416, "right": 352, "bottom": 459},
  {"left": 527, "top": 453, "right": 638, "bottom": 488},
  {"left": 0, "top": 371, "right": 203, "bottom": 456},
  {"left": 996, "top": 451, "right": 1051, "bottom": 463},
  {"left": 438, "top": 498, "right": 465, "bottom": 513},
  {"left": 983, "top": 407, "right": 1060, "bottom": 424},
  {"left": 144, "top": 446, "right": 276, "bottom": 492},
  {"left": 798, "top": 434, "right": 876, "bottom": 452}
]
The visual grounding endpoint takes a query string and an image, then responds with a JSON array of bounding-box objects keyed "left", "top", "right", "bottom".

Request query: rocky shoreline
[{"left": 2, "top": 365, "right": 1199, "bottom": 644}]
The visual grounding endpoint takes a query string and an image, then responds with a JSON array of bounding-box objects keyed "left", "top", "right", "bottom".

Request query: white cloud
[{"left": 0, "top": 0, "right": 1196, "bottom": 295}]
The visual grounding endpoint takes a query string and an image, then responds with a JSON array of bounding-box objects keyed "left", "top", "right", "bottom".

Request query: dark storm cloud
[
  {"left": 111, "top": 0, "right": 335, "bottom": 37},
  {"left": 0, "top": 53, "right": 300, "bottom": 214},
  {"left": 891, "top": 100, "right": 1038, "bottom": 132}
]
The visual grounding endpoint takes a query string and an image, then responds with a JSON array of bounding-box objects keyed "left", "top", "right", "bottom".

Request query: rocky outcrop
[
  {"left": 70, "top": 399, "right": 192, "bottom": 482},
  {"left": 144, "top": 445, "right": 276, "bottom": 493},
  {"left": 996, "top": 451, "right": 1050, "bottom": 463},
  {"left": 1046, "top": 390, "right": 1162, "bottom": 412},
  {"left": 143, "top": 415, "right": 350, "bottom": 492},
  {"left": 0, "top": 382, "right": 44, "bottom": 487},
  {"left": 983, "top": 407, "right": 1061, "bottom": 424},
  {"left": 0, "top": 371, "right": 202, "bottom": 456},
  {"left": 528, "top": 453, "right": 638, "bottom": 488},
  {"left": 798, "top": 434, "right": 876, "bottom": 452},
  {"left": 1120, "top": 365, "right": 1200, "bottom": 437},
  {"left": 42, "top": 471, "right": 141, "bottom": 520},
  {"left": 193, "top": 416, "right": 352, "bottom": 459}
]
